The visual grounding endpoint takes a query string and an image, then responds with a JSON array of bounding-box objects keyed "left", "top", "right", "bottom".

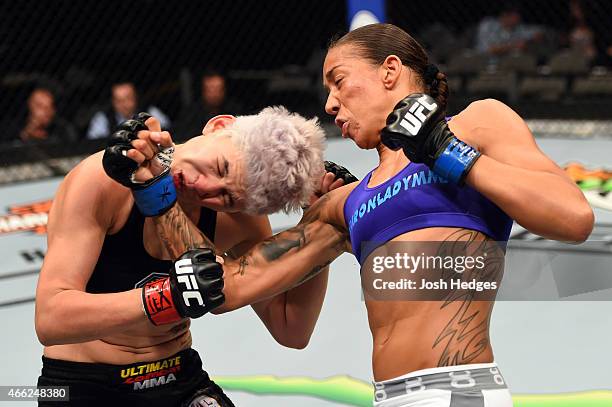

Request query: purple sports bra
[{"left": 343, "top": 162, "right": 513, "bottom": 264}]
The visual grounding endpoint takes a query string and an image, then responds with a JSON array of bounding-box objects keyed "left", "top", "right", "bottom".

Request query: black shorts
[{"left": 37, "top": 348, "right": 234, "bottom": 407}]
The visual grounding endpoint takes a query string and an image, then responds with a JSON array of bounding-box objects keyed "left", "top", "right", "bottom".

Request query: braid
[{"left": 431, "top": 71, "right": 449, "bottom": 112}]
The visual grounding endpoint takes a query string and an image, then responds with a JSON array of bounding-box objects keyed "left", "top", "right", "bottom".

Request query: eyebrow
[
  {"left": 222, "top": 156, "right": 236, "bottom": 207},
  {"left": 223, "top": 156, "right": 229, "bottom": 176},
  {"left": 323, "top": 64, "right": 342, "bottom": 90}
]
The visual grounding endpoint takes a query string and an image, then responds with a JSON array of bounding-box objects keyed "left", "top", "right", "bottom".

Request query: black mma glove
[
  {"left": 142, "top": 249, "right": 225, "bottom": 325},
  {"left": 381, "top": 94, "right": 481, "bottom": 185},
  {"left": 303, "top": 161, "right": 358, "bottom": 211},
  {"left": 324, "top": 160, "right": 359, "bottom": 185},
  {"left": 102, "top": 112, "right": 177, "bottom": 216}
]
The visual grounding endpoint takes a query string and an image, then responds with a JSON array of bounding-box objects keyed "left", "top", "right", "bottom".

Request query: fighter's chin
[
  {"left": 351, "top": 131, "right": 380, "bottom": 150},
  {"left": 199, "top": 201, "right": 221, "bottom": 211},
  {"left": 197, "top": 197, "right": 241, "bottom": 213}
]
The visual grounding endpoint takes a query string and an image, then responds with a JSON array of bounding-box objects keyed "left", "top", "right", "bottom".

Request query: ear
[
  {"left": 380, "top": 55, "right": 403, "bottom": 89},
  {"left": 202, "top": 114, "right": 236, "bottom": 135}
]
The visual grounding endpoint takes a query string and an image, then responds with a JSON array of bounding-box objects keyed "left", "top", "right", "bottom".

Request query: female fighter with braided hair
[{"left": 132, "top": 24, "right": 593, "bottom": 407}]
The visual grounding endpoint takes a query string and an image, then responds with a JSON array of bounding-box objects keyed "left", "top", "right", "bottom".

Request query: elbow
[
  {"left": 553, "top": 204, "right": 594, "bottom": 243},
  {"left": 275, "top": 334, "right": 311, "bottom": 350},
  {"left": 35, "top": 312, "right": 59, "bottom": 346},
  {"left": 35, "top": 325, "right": 51, "bottom": 347},
  {"left": 538, "top": 200, "right": 594, "bottom": 243},
  {"left": 35, "top": 300, "right": 70, "bottom": 346},
  {"left": 288, "top": 336, "right": 311, "bottom": 350},
  {"left": 568, "top": 205, "right": 594, "bottom": 243},
  {"left": 272, "top": 327, "right": 313, "bottom": 350},
  {"left": 36, "top": 332, "right": 58, "bottom": 347}
]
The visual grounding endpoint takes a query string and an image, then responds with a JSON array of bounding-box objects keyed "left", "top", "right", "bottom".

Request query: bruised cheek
[
  {"left": 343, "top": 80, "right": 365, "bottom": 107},
  {"left": 343, "top": 85, "right": 373, "bottom": 133},
  {"left": 338, "top": 85, "right": 364, "bottom": 126}
]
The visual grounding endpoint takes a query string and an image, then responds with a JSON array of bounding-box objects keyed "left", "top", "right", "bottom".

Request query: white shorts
[{"left": 373, "top": 363, "right": 513, "bottom": 407}]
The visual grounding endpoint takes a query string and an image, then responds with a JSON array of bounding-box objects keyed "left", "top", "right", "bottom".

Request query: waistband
[
  {"left": 41, "top": 348, "right": 204, "bottom": 385},
  {"left": 374, "top": 363, "right": 508, "bottom": 403}
]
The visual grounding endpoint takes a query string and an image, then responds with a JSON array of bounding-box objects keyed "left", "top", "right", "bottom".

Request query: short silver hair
[{"left": 229, "top": 106, "right": 325, "bottom": 215}]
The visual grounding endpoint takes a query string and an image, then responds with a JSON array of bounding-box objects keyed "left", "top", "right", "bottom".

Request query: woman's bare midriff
[
  {"left": 367, "top": 300, "right": 495, "bottom": 381},
  {"left": 363, "top": 227, "right": 502, "bottom": 381},
  {"left": 44, "top": 319, "right": 192, "bottom": 365}
]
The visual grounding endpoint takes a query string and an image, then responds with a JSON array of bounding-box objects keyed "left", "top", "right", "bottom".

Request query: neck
[
  {"left": 176, "top": 197, "right": 201, "bottom": 221},
  {"left": 377, "top": 143, "right": 407, "bottom": 167}
]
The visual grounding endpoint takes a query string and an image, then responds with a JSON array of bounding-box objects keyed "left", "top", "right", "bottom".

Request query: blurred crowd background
[{"left": 1, "top": 0, "right": 612, "bottom": 183}]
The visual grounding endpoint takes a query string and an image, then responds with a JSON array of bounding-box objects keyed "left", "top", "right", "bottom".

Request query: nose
[{"left": 325, "top": 92, "right": 340, "bottom": 116}]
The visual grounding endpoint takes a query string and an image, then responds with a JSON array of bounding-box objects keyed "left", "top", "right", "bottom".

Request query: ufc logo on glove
[
  {"left": 398, "top": 95, "right": 438, "bottom": 135},
  {"left": 175, "top": 258, "right": 205, "bottom": 307}
]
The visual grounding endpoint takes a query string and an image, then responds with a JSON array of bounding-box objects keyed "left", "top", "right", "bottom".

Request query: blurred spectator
[
  {"left": 174, "top": 70, "right": 243, "bottom": 139},
  {"left": 86, "top": 81, "right": 170, "bottom": 139},
  {"left": 476, "top": 3, "right": 542, "bottom": 58},
  {"left": 583, "top": 1, "right": 612, "bottom": 67},
  {"left": 1, "top": 87, "right": 77, "bottom": 145},
  {"left": 567, "top": 0, "right": 596, "bottom": 62}
]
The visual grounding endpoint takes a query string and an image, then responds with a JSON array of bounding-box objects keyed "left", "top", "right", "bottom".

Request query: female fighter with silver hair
[
  {"left": 126, "top": 24, "right": 593, "bottom": 407},
  {"left": 35, "top": 106, "right": 361, "bottom": 406}
]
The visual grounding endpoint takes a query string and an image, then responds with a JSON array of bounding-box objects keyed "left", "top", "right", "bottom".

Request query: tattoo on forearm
[
  {"left": 431, "top": 229, "right": 504, "bottom": 367},
  {"left": 260, "top": 226, "right": 306, "bottom": 261},
  {"left": 231, "top": 225, "right": 307, "bottom": 277},
  {"left": 229, "top": 193, "right": 347, "bottom": 280},
  {"left": 236, "top": 256, "right": 249, "bottom": 276},
  {"left": 153, "top": 205, "right": 216, "bottom": 259}
]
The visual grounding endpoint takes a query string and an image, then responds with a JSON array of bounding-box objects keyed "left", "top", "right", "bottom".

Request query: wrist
[
  {"left": 432, "top": 136, "right": 481, "bottom": 185},
  {"left": 132, "top": 169, "right": 177, "bottom": 216},
  {"left": 142, "top": 277, "right": 182, "bottom": 325}
]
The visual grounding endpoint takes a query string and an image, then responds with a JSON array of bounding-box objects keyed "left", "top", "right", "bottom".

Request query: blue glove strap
[
  {"left": 132, "top": 172, "right": 177, "bottom": 217},
  {"left": 432, "top": 137, "right": 481, "bottom": 184}
]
